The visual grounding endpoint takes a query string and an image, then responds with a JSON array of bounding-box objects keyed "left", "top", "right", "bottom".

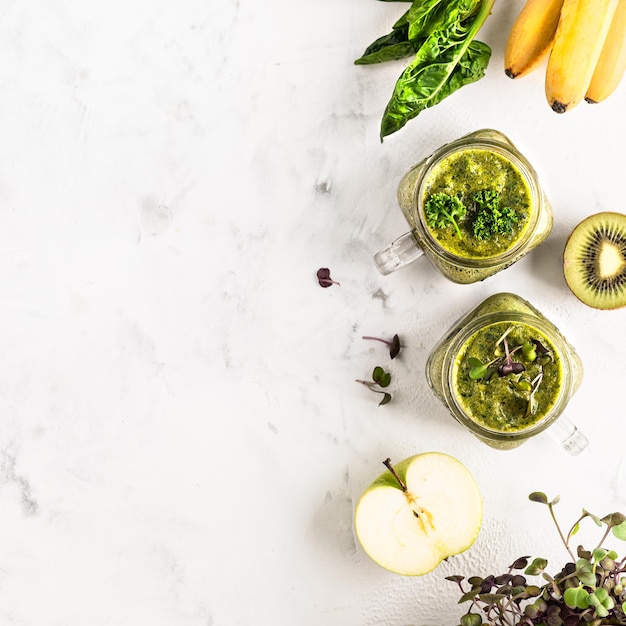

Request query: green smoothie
[
  {"left": 426, "top": 293, "right": 582, "bottom": 449},
  {"left": 421, "top": 149, "right": 532, "bottom": 259},
  {"left": 452, "top": 321, "right": 563, "bottom": 433}
]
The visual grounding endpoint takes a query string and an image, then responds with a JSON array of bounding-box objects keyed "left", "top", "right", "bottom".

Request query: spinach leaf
[
  {"left": 406, "top": 0, "right": 460, "bottom": 41},
  {"left": 354, "top": 0, "right": 452, "bottom": 66},
  {"left": 355, "top": 13, "right": 414, "bottom": 65},
  {"left": 380, "top": 0, "right": 494, "bottom": 139}
]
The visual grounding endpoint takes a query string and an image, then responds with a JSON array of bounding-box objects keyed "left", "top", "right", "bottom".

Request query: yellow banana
[
  {"left": 545, "top": 0, "right": 619, "bottom": 113},
  {"left": 505, "top": 0, "right": 565, "bottom": 79},
  {"left": 585, "top": 0, "right": 626, "bottom": 103}
]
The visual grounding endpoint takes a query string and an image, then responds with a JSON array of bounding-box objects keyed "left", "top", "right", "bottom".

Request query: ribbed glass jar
[
  {"left": 376, "top": 129, "right": 553, "bottom": 283},
  {"left": 426, "top": 293, "right": 584, "bottom": 450}
]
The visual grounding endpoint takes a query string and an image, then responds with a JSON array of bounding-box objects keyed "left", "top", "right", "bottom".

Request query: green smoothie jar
[
  {"left": 374, "top": 129, "right": 553, "bottom": 283},
  {"left": 425, "top": 293, "right": 587, "bottom": 454}
]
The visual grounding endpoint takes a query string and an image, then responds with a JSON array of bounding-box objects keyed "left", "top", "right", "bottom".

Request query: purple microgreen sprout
[
  {"left": 531, "top": 338, "right": 550, "bottom": 354},
  {"left": 362, "top": 334, "right": 401, "bottom": 359},
  {"left": 316, "top": 267, "right": 340, "bottom": 288},
  {"left": 532, "top": 339, "right": 553, "bottom": 365},
  {"left": 497, "top": 335, "right": 526, "bottom": 377},
  {"left": 356, "top": 366, "right": 392, "bottom": 406}
]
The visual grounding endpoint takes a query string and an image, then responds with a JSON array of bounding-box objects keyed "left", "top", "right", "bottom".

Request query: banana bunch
[{"left": 505, "top": 0, "right": 626, "bottom": 112}]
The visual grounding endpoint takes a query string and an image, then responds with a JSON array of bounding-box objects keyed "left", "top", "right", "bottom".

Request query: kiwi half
[{"left": 563, "top": 212, "right": 626, "bottom": 310}]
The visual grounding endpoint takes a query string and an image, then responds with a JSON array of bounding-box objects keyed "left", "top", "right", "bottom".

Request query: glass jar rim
[
  {"left": 413, "top": 136, "right": 541, "bottom": 268},
  {"left": 442, "top": 310, "right": 575, "bottom": 441}
]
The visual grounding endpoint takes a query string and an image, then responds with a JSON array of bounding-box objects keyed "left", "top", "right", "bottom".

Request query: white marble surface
[{"left": 1, "top": 1, "right": 626, "bottom": 624}]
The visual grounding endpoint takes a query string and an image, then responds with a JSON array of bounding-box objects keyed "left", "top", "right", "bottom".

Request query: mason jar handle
[
  {"left": 374, "top": 232, "right": 424, "bottom": 275},
  {"left": 545, "top": 414, "right": 589, "bottom": 456}
]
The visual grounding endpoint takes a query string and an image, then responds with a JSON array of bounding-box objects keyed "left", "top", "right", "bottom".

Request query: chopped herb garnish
[
  {"left": 424, "top": 192, "right": 467, "bottom": 240},
  {"left": 471, "top": 189, "right": 518, "bottom": 240}
]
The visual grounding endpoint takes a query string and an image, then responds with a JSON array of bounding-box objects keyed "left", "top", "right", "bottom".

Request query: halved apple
[{"left": 354, "top": 452, "right": 482, "bottom": 576}]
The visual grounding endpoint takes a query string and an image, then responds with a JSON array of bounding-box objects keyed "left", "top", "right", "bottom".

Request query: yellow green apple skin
[{"left": 354, "top": 452, "right": 482, "bottom": 576}]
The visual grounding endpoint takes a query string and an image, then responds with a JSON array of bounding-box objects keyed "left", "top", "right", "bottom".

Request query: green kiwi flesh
[{"left": 563, "top": 212, "right": 626, "bottom": 310}]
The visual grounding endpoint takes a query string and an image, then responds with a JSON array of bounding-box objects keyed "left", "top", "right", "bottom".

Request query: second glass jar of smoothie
[
  {"left": 425, "top": 293, "right": 586, "bottom": 453},
  {"left": 374, "top": 129, "right": 553, "bottom": 283}
]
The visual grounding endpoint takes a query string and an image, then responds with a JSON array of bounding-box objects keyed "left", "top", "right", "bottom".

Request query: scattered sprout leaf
[
  {"left": 372, "top": 366, "right": 385, "bottom": 383},
  {"left": 316, "top": 267, "right": 340, "bottom": 288},
  {"left": 357, "top": 367, "right": 393, "bottom": 406},
  {"left": 362, "top": 334, "right": 401, "bottom": 359},
  {"left": 378, "top": 392, "right": 392, "bottom": 406},
  {"left": 389, "top": 334, "right": 401, "bottom": 359}
]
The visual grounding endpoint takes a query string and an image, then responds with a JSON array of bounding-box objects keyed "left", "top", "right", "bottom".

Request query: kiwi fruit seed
[{"left": 563, "top": 212, "right": 626, "bottom": 310}]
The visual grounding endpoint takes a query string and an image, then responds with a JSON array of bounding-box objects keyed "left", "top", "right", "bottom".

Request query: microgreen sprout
[
  {"left": 362, "top": 334, "right": 401, "bottom": 359},
  {"left": 521, "top": 341, "right": 537, "bottom": 363},
  {"left": 468, "top": 357, "right": 497, "bottom": 381},
  {"left": 448, "top": 493, "right": 626, "bottom": 626},
  {"left": 498, "top": 335, "right": 525, "bottom": 376},
  {"left": 532, "top": 339, "right": 553, "bottom": 365},
  {"left": 465, "top": 327, "right": 556, "bottom": 420},
  {"left": 316, "top": 267, "right": 340, "bottom": 288},
  {"left": 356, "top": 366, "right": 392, "bottom": 406},
  {"left": 510, "top": 379, "right": 532, "bottom": 392},
  {"left": 524, "top": 371, "right": 544, "bottom": 418}
]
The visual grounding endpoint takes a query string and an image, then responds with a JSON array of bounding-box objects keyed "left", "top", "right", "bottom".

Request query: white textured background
[{"left": 0, "top": 1, "right": 625, "bottom": 624}]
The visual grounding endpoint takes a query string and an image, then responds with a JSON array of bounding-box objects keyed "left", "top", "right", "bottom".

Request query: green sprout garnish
[
  {"left": 424, "top": 192, "right": 467, "bottom": 240},
  {"left": 521, "top": 341, "right": 537, "bottom": 362},
  {"left": 356, "top": 366, "right": 392, "bottom": 406},
  {"left": 465, "top": 328, "right": 554, "bottom": 418},
  {"left": 468, "top": 357, "right": 494, "bottom": 380},
  {"left": 498, "top": 334, "right": 525, "bottom": 376},
  {"left": 510, "top": 379, "right": 532, "bottom": 392}
]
